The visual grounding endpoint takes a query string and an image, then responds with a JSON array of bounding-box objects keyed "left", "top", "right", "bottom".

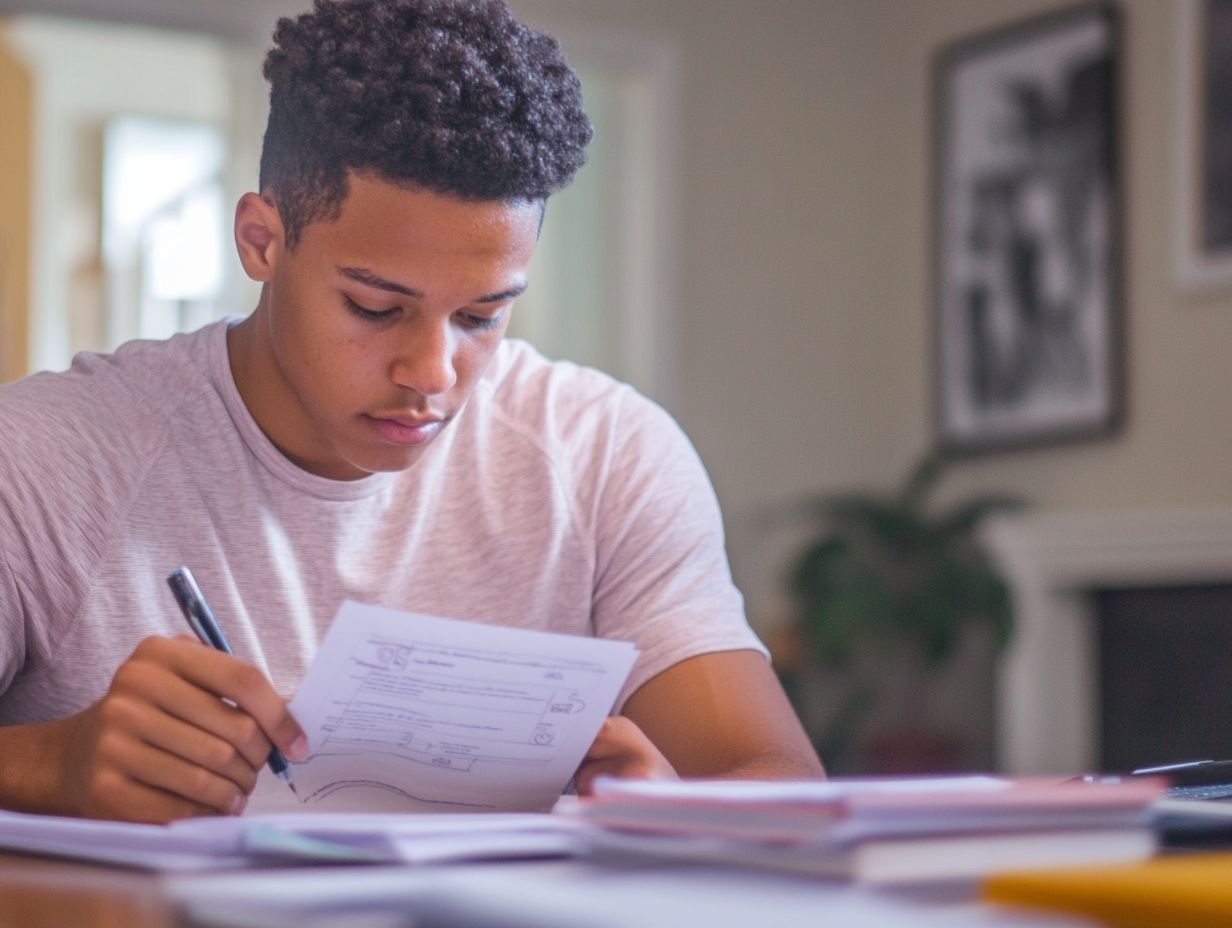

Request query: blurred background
[{"left": 1, "top": 0, "right": 1230, "bottom": 778}]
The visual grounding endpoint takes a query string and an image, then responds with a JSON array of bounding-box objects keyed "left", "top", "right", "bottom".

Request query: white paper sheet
[
  {"left": 0, "top": 808, "right": 588, "bottom": 870},
  {"left": 585, "top": 775, "right": 1008, "bottom": 804},
  {"left": 285, "top": 601, "right": 638, "bottom": 813},
  {"left": 0, "top": 809, "right": 248, "bottom": 870}
]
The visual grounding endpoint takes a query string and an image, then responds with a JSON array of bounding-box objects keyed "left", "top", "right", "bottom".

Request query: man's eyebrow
[
  {"left": 337, "top": 266, "right": 422, "bottom": 298},
  {"left": 337, "top": 266, "right": 527, "bottom": 304},
  {"left": 475, "top": 283, "right": 528, "bottom": 303}
]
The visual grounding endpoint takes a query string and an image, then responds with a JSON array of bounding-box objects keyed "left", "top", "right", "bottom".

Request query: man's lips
[{"left": 363, "top": 413, "right": 446, "bottom": 447}]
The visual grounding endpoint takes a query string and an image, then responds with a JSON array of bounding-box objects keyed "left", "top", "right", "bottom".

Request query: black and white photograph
[
  {"left": 1198, "top": 1, "right": 1232, "bottom": 252},
  {"left": 1176, "top": 0, "right": 1232, "bottom": 289},
  {"left": 933, "top": 3, "right": 1122, "bottom": 452}
]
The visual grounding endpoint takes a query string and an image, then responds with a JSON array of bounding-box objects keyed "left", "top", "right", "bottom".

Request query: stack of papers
[
  {"left": 565, "top": 775, "right": 1164, "bottom": 886},
  {"left": 0, "top": 808, "right": 590, "bottom": 871}
]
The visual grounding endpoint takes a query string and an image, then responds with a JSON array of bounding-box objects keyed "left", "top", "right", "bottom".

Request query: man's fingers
[
  {"left": 82, "top": 743, "right": 238, "bottom": 823},
  {"left": 110, "top": 655, "right": 273, "bottom": 770},
  {"left": 573, "top": 760, "right": 613, "bottom": 796},
  {"left": 575, "top": 716, "right": 678, "bottom": 795},
  {"left": 93, "top": 778, "right": 220, "bottom": 824},
  {"left": 103, "top": 692, "right": 262, "bottom": 793},
  {"left": 574, "top": 755, "right": 667, "bottom": 795},
  {"left": 170, "top": 643, "right": 308, "bottom": 760},
  {"left": 585, "top": 717, "right": 649, "bottom": 759},
  {"left": 127, "top": 637, "right": 308, "bottom": 761},
  {"left": 114, "top": 737, "right": 247, "bottom": 816}
]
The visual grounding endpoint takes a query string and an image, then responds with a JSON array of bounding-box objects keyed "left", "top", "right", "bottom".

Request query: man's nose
[{"left": 389, "top": 319, "right": 458, "bottom": 396}]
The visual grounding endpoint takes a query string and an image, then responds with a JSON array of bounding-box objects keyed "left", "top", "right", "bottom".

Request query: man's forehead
[
  {"left": 321, "top": 177, "right": 542, "bottom": 237},
  {"left": 335, "top": 264, "right": 529, "bottom": 303}
]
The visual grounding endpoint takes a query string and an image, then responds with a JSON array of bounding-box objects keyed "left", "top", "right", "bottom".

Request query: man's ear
[{"left": 234, "top": 192, "right": 284, "bottom": 282}]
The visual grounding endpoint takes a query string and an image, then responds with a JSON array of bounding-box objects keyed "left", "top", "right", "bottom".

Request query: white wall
[
  {"left": 516, "top": 1, "right": 1232, "bottom": 641},
  {"left": 513, "top": 0, "right": 909, "bottom": 625}
]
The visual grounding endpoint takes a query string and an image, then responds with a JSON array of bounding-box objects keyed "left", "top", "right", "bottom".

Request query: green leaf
[
  {"left": 898, "top": 450, "right": 947, "bottom": 509},
  {"left": 779, "top": 453, "right": 1026, "bottom": 679},
  {"left": 934, "top": 495, "right": 1027, "bottom": 541}
]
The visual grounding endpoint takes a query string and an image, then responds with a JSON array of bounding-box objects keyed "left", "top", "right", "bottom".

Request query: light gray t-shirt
[{"left": 0, "top": 319, "right": 765, "bottom": 730}]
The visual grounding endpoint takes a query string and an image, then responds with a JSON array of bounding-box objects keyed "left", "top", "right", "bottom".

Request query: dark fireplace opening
[{"left": 1096, "top": 583, "right": 1232, "bottom": 773}]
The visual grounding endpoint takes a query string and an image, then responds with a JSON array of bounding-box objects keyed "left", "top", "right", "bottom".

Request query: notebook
[{"left": 983, "top": 852, "right": 1232, "bottom": 928}]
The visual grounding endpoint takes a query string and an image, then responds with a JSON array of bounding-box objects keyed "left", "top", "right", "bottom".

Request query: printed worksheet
[{"left": 284, "top": 601, "right": 638, "bottom": 813}]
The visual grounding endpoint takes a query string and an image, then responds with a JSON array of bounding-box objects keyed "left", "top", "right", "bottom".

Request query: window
[{"left": 1, "top": 18, "right": 678, "bottom": 405}]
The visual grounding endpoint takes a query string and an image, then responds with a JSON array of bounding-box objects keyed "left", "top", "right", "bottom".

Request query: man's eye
[
  {"left": 461, "top": 312, "right": 503, "bottom": 331},
  {"left": 344, "top": 296, "right": 398, "bottom": 321}
]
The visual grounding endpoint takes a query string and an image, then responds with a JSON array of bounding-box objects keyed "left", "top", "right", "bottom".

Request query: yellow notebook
[{"left": 982, "top": 852, "right": 1232, "bottom": 928}]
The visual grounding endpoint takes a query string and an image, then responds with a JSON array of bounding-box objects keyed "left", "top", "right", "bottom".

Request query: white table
[{"left": 167, "top": 858, "right": 1095, "bottom": 928}]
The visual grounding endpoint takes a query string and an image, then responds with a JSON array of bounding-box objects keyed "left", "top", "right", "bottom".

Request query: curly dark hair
[{"left": 259, "top": 0, "right": 593, "bottom": 247}]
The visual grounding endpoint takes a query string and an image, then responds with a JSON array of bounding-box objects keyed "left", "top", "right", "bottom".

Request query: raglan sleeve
[
  {"left": 0, "top": 366, "right": 141, "bottom": 700},
  {"left": 0, "top": 548, "right": 20, "bottom": 695},
  {"left": 0, "top": 421, "right": 27, "bottom": 695},
  {"left": 589, "top": 389, "right": 768, "bottom": 711}
]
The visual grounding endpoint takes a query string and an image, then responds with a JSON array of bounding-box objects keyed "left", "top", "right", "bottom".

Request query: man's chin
[{"left": 348, "top": 443, "right": 431, "bottom": 476}]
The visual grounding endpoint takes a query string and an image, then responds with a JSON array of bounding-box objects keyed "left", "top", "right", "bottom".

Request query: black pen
[{"left": 166, "top": 566, "right": 299, "bottom": 797}]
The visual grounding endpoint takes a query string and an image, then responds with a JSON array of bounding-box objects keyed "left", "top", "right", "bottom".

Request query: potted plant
[{"left": 775, "top": 450, "right": 1025, "bottom": 774}]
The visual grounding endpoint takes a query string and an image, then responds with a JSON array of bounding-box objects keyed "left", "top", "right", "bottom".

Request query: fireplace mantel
[{"left": 984, "top": 508, "right": 1232, "bottom": 774}]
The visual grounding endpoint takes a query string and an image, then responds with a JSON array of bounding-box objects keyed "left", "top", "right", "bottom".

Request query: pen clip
[{"left": 167, "top": 567, "right": 232, "bottom": 653}]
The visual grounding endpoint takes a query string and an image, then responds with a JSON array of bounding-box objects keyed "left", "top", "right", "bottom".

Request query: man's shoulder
[
  {"left": 0, "top": 324, "right": 219, "bottom": 467},
  {"left": 480, "top": 339, "right": 671, "bottom": 440},
  {"left": 485, "top": 338, "right": 627, "bottom": 401},
  {"left": 468, "top": 339, "right": 694, "bottom": 491}
]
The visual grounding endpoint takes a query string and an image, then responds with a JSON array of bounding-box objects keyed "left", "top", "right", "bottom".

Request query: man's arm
[
  {"left": 625, "top": 649, "right": 824, "bottom": 778},
  {"left": 0, "top": 636, "right": 307, "bottom": 823},
  {"left": 574, "top": 650, "right": 823, "bottom": 792}
]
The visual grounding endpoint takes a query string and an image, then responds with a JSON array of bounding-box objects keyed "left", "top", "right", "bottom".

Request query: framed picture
[
  {"left": 1175, "top": 0, "right": 1232, "bottom": 290},
  {"left": 932, "top": 3, "right": 1122, "bottom": 453}
]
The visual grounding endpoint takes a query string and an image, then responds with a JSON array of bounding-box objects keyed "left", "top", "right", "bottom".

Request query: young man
[{"left": 0, "top": 0, "right": 822, "bottom": 824}]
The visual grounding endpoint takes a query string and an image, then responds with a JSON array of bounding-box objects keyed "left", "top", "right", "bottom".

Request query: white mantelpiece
[{"left": 985, "top": 509, "right": 1232, "bottom": 775}]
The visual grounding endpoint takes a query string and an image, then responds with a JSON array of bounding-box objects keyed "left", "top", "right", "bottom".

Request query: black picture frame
[
  {"left": 932, "top": 3, "right": 1123, "bottom": 454},
  {"left": 1176, "top": 0, "right": 1232, "bottom": 290}
]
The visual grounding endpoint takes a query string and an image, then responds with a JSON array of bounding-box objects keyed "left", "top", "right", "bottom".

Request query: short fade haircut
[{"left": 259, "top": 0, "right": 593, "bottom": 248}]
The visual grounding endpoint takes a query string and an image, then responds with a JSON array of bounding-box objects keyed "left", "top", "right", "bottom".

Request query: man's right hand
[{"left": 3, "top": 635, "right": 307, "bottom": 824}]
